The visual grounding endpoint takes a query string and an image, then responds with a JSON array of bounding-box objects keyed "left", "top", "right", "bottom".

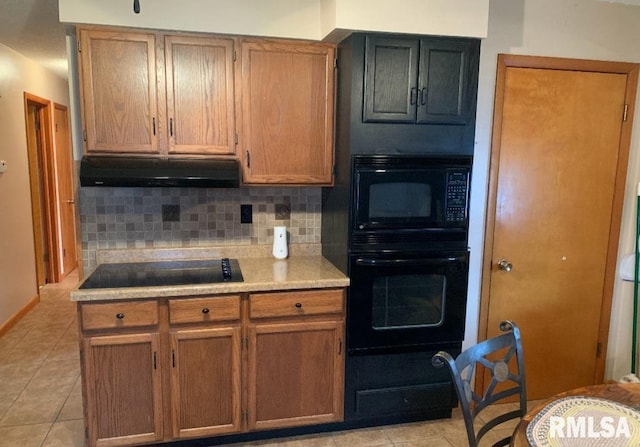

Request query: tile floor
[{"left": 0, "top": 272, "right": 521, "bottom": 447}]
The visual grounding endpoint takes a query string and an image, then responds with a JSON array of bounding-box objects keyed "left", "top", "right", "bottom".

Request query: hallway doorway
[{"left": 24, "top": 93, "right": 78, "bottom": 287}]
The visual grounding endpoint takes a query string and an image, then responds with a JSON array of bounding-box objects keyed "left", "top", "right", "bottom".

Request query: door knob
[{"left": 498, "top": 259, "right": 513, "bottom": 272}]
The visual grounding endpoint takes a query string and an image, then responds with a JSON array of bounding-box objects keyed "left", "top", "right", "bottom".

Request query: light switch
[{"left": 0, "top": 160, "right": 7, "bottom": 173}]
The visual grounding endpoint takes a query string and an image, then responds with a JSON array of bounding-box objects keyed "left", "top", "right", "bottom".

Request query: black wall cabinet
[
  {"left": 335, "top": 33, "right": 480, "bottom": 155},
  {"left": 364, "top": 35, "right": 477, "bottom": 126}
]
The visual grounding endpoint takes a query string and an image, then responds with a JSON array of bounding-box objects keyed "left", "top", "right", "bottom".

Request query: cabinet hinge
[
  {"left": 77, "top": 40, "right": 81, "bottom": 53},
  {"left": 596, "top": 342, "right": 602, "bottom": 358},
  {"left": 82, "top": 130, "right": 87, "bottom": 142},
  {"left": 233, "top": 50, "right": 237, "bottom": 62},
  {"left": 623, "top": 104, "right": 629, "bottom": 122},
  {"left": 334, "top": 57, "right": 338, "bottom": 69}
]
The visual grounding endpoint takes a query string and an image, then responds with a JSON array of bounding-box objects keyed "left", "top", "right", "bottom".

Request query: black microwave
[{"left": 351, "top": 155, "right": 471, "bottom": 249}]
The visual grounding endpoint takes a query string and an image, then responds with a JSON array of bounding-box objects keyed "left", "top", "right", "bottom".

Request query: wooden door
[
  {"left": 83, "top": 333, "right": 163, "bottom": 446},
  {"left": 247, "top": 320, "right": 344, "bottom": 430},
  {"left": 79, "top": 28, "right": 159, "bottom": 154},
  {"left": 481, "top": 55, "right": 638, "bottom": 399},
  {"left": 165, "top": 35, "right": 236, "bottom": 156},
  {"left": 53, "top": 104, "right": 77, "bottom": 278},
  {"left": 24, "top": 99, "right": 51, "bottom": 286},
  {"left": 240, "top": 39, "right": 335, "bottom": 185},
  {"left": 170, "top": 326, "right": 242, "bottom": 438},
  {"left": 363, "top": 36, "right": 419, "bottom": 123}
]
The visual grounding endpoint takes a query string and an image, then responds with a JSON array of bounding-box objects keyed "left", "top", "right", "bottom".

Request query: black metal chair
[{"left": 432, "top": 320, "right": 527, "bottom": 447}]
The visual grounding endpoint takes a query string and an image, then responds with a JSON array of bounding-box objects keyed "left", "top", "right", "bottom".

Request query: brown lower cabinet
[{"left": 78, "top": 288, "right": 345, "bottom": 447}]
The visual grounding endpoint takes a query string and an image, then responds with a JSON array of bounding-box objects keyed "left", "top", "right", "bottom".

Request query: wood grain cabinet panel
[
  {"left": 83, "top": 333, "right": 163, "bottom": 446},
  {"left": 239, "top": 39, "right": 336, "bottom": 185},
  {"left": 168, "top": 295, "right": 241, "bottom": 324},
  {"left": 247, "top": 289, "right": 345, "bottom": 431},
  {"left": 78, "top": 28, "right": 236, "bottom": 157},
  {"left": 79, "top": 288, "right": 346, "bottom": 446},
  {"left": 78, "top": 29, "right": 159, "bottom": 154},
  {"left": 81, "top": 300, "right": 158, "bottom": 331},
  {"left": 249, "top": 289, "right": 344, "bottom": 319},
  {"left": 165, "top": 35, "right": 236, "bottom": 155},
  {"left": 247, "top": 320, "right": 344, "bottom": 430},
  {"left": 170, "top": 326, "right": 242, "bottom": 438}
]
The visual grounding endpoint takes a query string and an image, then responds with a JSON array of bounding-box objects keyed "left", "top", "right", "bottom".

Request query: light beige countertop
[{"left": 70, "top": 245, "right": 349, "bottom": 302}]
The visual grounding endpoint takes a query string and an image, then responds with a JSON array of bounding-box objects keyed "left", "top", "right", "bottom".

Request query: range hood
[{"left": 80, "top": 156, "right": 240, "bottom": 188}]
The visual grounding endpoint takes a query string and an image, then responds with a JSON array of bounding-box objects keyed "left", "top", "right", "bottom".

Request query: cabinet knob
[
  {"left": 295, "top": 302, "right": 302, "bottom": 309},
  {"left": 202, "top": 308, "right": 210, "bottom": 314},
  {"left": 116, "top": 313, "right": 125, "bottom": 320}
]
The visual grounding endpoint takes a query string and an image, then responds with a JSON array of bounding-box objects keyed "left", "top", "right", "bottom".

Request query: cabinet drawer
[
  {"left": 169, "top": 295, "right": 241, "bottom": 324},
  {"left": 81, "top": 300, "right": 158, "bottom": 331},
  {"left": 250, "top": 289, "right": 344, "bottom": 319}
]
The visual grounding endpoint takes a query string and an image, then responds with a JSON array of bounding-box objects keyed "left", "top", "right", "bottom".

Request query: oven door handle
[{"left": 354, "top": 256, "right": 466, "bottom": 266}]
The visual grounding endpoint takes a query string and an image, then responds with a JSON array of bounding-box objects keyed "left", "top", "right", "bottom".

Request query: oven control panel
[{"left": 445, "top": 171, "right": 469, "bottom": 222}]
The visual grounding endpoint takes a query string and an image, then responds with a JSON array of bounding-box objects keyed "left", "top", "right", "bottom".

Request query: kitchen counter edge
[{"left": 70, "top": 255, "right": 349, "bottom": 302}]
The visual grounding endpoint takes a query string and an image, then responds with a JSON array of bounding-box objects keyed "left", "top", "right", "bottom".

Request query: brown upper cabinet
[
  {"left": 78, "top": 27, "right": 236, "bottom": 157},
  {"left": 238, "top": 39, "right": 336, "bottom": 185}
]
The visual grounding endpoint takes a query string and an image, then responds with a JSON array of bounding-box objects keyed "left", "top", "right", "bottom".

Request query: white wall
[
  {"left": 466, "top": 0, "right": 640, "bottom": 381},
  {"left": 323, "top": 0, "right": 488, "bottom": 39},
  {"left": 0, "top": 44, "right": 70, "bottom": 327},
  {"left": 58, "top": 0, "right": 489, "bottom": 40}
]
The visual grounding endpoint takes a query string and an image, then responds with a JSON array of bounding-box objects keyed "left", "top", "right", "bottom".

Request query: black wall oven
[
  {"left": 348, "top": 250, "right": 469, "bottom": 353},
  {"left": 336, "top": 154, "right": 472, "bottom": 425}
]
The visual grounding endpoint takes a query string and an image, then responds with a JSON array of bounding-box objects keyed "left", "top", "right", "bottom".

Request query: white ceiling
[{"left": 0, "top": 0, "right": 68, "bottom": 79}]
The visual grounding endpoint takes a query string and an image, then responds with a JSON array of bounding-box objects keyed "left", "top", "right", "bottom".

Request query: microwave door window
[
  {"left": 369, "top": 183, "right": 432, "bottom": 220},
  {"left": 371, "top": 273, "right": 446, "bottom": 330}
]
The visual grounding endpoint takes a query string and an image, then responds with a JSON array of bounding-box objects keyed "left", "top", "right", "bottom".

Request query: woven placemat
[{"left": 526, "top": 396, "right": 640, "bottom": 446}]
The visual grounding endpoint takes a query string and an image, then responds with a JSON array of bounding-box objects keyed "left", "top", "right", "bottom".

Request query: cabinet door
[
  {"left": 170, "top": 326, "right": 242, "bottom": 438},
  {"left": 247, "top": 320, "right": 344, "bottom": 430},
  {"left": 83, "top": 333, "right": 163, "bottom": 446},
  {"left": 78, "top": 29, "right": 159, "bottom": 154},
  {"left": 363, "top": 36, "right": 420, "bottom": 123},
  {"left": 165, "top": 36, "right": 236, "bottom": 155},
  {"left": 416, "top": 38, "right": 478, "bottom": 125},
  {"left": 240, "top": 40, "right": 335, "bottom": 185}
]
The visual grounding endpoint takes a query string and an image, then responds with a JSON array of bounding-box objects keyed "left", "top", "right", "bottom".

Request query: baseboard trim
[{"left": 0, "top": 294, "right": 40, "bottom": 337}]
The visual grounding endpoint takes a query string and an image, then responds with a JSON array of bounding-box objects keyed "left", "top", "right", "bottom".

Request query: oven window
[
  {"left": 369, "top": 183, "right": 431, "bottom": 219},
  {"left": 371, "top": 274, "right": 445, "bottom": 329}
]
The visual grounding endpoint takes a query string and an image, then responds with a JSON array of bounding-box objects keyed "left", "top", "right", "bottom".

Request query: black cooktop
[{"left": 79, "top": 258, "right": 243, "bottom": 289}]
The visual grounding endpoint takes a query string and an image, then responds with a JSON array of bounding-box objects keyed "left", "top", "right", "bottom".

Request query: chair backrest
[{"left": 432, "top": 320, "right": 526, "bottom": 447}]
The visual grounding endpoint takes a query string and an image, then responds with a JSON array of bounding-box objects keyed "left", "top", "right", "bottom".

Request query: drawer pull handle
[
  {"left": 202, "top": 308, "right": 210, "bottom": 314},
  {"left": 295, "top": 303, "right": 302, "bottom": 308},
  {"left": 116, "top": 313, "right": 125, "bottom": 320}
]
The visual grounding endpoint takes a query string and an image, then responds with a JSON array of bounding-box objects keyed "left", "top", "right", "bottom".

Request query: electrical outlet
[
  {"left": 0, "top": 160, "right": 7, "bottom": 173},
  {"left": 240, "top": 204, "right": 253, "bottom": 224}
]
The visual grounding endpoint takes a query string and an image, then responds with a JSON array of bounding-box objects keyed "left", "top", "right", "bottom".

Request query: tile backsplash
[{"left": 79, "top": 186, "right": 321, "bottom": 272}]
